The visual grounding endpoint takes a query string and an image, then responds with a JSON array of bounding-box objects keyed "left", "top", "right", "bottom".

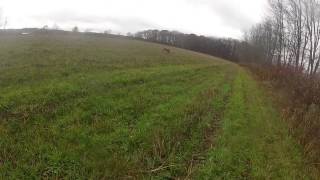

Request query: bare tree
[
  {"left": 72, "top": 26, "right": 79, "bottom": 33},
  {"left": 42, "top": 25, "right": 49, "bottom": 31},
  {"left": 0, "top": 8, "right": 3, "bottom": 29},
  {"left": 245, "top": 0, "right": 320, "bottom": 75},
  {"left": 52, "top": 23, "right": 59, "bottom": 30},
  {"left": 104, "top": 29, "right": 112, "bottom": 34}
]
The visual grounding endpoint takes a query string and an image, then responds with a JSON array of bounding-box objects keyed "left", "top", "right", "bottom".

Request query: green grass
[
  {"left": 0, "top": 33, "right": 311, "bottom": 179},
  {"left": 194, "top": 70, "right": 311, "bottom": 179}
]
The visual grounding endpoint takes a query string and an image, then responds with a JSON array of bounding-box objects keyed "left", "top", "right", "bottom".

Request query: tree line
[
  {"left": 134, "top": 30, "right": 242, "bottom": 62},
  {"left": 0, "top": 9, "right": 7, "bottom": 30},
  {"left": 243, "top": 0, "right": 320, "bottom": 172},
  {"left": 245, "top": 0, "right": 320, "bottom": 76},
  {"left": 133, "top": 0, "right": 320, "bottom": 77}
]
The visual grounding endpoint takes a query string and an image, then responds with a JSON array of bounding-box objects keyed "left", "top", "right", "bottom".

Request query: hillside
[{"left": 0, "top": 33, "right": 312, "bottom": 179}]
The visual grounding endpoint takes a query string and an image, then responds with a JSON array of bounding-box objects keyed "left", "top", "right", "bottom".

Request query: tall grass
[{"left": 248, "top": 64, "right": 320, "bottom": 172}]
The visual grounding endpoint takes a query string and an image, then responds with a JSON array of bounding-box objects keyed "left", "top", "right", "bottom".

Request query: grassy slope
[{"left": 0, "top": 33, "right": 310, "bottom": 179}]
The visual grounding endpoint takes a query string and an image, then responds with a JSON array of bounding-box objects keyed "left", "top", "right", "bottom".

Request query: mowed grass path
[{"left": 0, "top": 33, "right": 311, "bottom": 179}]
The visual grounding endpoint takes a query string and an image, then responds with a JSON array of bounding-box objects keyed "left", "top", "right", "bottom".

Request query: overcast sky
[{"left": 0, "top": 0, "right": 267, "bottom": 39}]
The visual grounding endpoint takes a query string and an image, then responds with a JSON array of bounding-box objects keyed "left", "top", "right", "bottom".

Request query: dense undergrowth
[
  {"left": 247, "top": 64, "right": 320, "bottom": 176},
  {"left": 193, "top": 69, "right": 311, "bottom": 179}
]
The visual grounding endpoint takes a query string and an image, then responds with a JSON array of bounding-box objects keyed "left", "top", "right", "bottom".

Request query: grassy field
[{"left": 0, "top": 32, "right": 312, "bottom": 179}]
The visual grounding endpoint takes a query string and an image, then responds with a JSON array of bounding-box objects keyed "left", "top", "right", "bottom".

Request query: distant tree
[
  {"left": 134, "top": 29, "right": 241, "bottom": 62},
  {"left": 0, "top": 9, "right": 7, "bottom": 30},
  {"left": 84, "top": 28, "right": 92, "bottom": 33},
  {"left": 126, "top": 32, "right": 133, "bottom": 37},
  {"left": 72, "top": 26, "right": 79, "bottom": 33},
  {"left": 0, "top": 8, "right": 3, "bottom": 29},
  {"left": 104, "top": 29, "right": 112, "bottom": 34},
  {"left": 42, "top": 25, "right": 49, "bottom": 30},
  {"left": 3, "top": 17, "right": 7, "bottom": 30},
  {"left": 52, "top": 23, "right": 59, "bottom": 30}
]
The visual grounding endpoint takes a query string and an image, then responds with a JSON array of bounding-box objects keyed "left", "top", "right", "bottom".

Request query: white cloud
[{"left": 0, "top": 0, "right": 267, "bottom": 38}]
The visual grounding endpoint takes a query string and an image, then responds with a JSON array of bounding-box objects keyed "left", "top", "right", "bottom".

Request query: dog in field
[{"left": 162, "top": 48, "right": 171, "bottom": 54}]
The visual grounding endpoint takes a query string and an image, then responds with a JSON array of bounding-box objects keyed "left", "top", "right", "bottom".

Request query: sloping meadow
[
  {"left": 0, "top": 33, "right": 314, "bottom": 179},
  {"left": 0, "top": 33, "right": 236, "bottom": 178}
]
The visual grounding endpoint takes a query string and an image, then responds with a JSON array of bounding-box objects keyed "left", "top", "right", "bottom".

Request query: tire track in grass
[
  {"left": 194, "top": 68, "right": 310, "bottom": 179},
  {"left": 90, "top": 65, "right": 231, "bottom": 178},
  {"left": 0, "top": 63, "right": 233, "bottom": 178},
  {"left": 123, "top": 66, "right": 237, "bottom": 179},
  {"left": 182, "top": 82, "right": 233, "bottom": 179}
]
